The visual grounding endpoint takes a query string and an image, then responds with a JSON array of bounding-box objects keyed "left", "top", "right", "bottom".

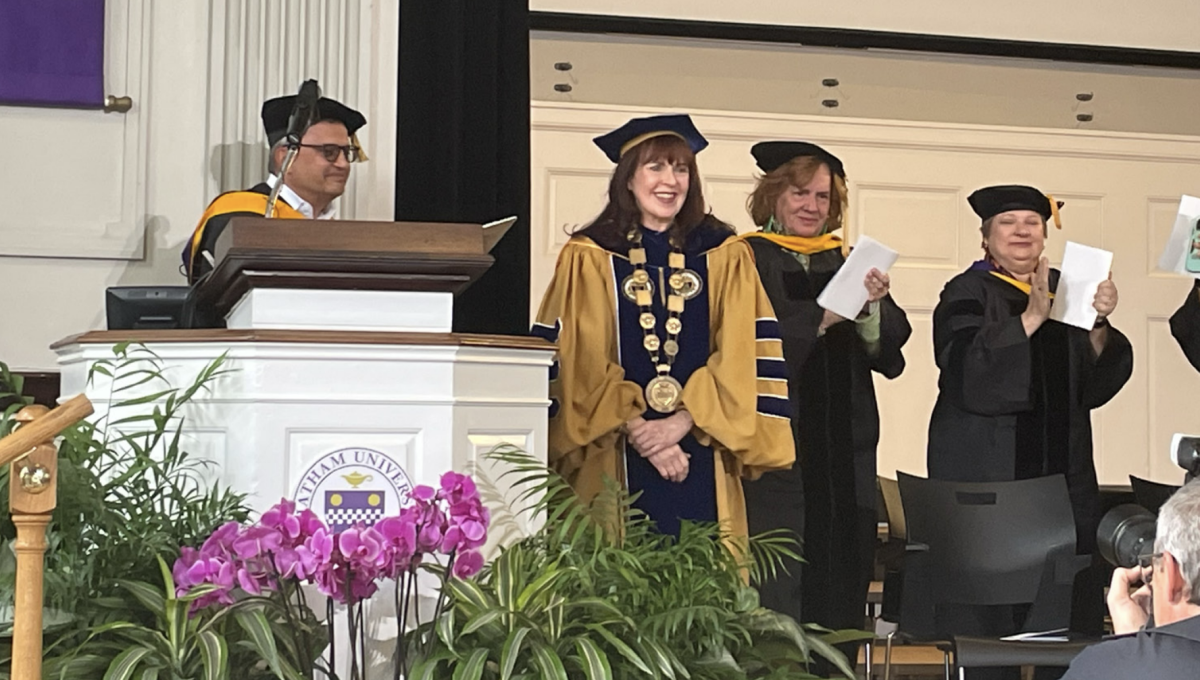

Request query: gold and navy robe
[{"left": 531, "top": 223, "right": 795, "bottom": 542}]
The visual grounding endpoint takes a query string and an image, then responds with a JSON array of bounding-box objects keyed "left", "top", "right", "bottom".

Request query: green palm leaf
[
  {"left": 572, "top": 638, "right": 612, "bottom": 680},
  {"left": 529, "top": 640, "right": 568, "bottom": 680},
  {"left": 103, "top": 646, "right": 153, "bottom": 680},
  {"left": 451, "top": 648, "right": 489, "bottom": 680},
  {"left": 499, "top": 626, "right": 532, "bottom": 679},
  {"left": 197, "top": 629, "right": 228, "bottom": 680}
]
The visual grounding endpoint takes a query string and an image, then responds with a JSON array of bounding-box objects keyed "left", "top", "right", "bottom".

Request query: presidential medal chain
[{"left": 625, "top": 230, "right": 689, "bottom": 414}]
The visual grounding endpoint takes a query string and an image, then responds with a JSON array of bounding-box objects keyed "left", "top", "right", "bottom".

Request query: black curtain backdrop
[{"left": 396, "top": 2, "right": 531, "bottom": 336}]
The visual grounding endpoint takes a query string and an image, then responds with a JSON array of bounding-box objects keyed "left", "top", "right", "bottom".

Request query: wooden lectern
[{"left": 192, "top": 217, "right": 514, "bottom": 323}]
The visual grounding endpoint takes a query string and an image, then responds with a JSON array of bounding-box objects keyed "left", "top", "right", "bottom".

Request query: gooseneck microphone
[{"left": 266, "top": 79, "right": 321, "bottom": 218}]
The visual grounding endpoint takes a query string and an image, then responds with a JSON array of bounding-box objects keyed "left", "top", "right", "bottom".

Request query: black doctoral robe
[
  {"left": 1169, "top": 280, "right": 1200, "bottom": 373},
  {"left": 742, "top": 241, "right": 911, "bottom": 639},
  {"left": 926, "top": 267, "right": 1133, "bottom": 654},
  {"left": 927, "top": 269, "right": 1132, "bottom": 551}
]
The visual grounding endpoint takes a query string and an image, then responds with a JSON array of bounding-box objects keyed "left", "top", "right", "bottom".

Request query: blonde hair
[{"left": 747, "top": 156, "right": 849, "bottom": 232}]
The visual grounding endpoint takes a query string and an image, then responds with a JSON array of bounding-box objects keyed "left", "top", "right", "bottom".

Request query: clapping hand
[{"left": 1021, "top": 257, "right": 1052, "bottom": 336}]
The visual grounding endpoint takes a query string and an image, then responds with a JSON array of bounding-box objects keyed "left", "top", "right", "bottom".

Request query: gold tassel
[
  {"left": 351, "top": 132, "right": 369, "bottom": 162},
  {"left": 1045, "top": 193, "right": 1063, "bottom": 230}
]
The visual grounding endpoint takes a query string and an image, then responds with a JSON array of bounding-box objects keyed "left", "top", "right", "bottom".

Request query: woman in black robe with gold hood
[
  {"left": 927, "top": 185, "right": 1133, "bottom": 679},
  {"left": 740, "top": 141, "right": 911, "bottom": 664}
]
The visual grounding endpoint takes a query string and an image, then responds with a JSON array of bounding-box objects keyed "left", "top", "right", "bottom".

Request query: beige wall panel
[
  {"left": 546, "top": 170, "right": 610, "bottom": 246},
  {"left": 703, "top": 176, "right": 759, "bottom": 234},
  {"left": 856, "top": 185, "right": 961, "bottom": 267},
  {"left": 1147, "top": 198, "right": 1187, "bottom": 277},
  {"left": 874, "top": 313, "right": 938, "bottom": 476},
  {"left": 1040, "top": 194, "right": 1105, "bottom": 265}
]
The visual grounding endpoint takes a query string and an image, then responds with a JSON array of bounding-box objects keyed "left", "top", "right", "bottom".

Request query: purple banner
[{"left": 0, "top": 0, "right": 106, "bottom": 107}]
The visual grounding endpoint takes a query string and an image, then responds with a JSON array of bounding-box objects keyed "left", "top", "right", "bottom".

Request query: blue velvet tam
[{"left": 592, "top": 113, "right": 708, "bottom": 163}]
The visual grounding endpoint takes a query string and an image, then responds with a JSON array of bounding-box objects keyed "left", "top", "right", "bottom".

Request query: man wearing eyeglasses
[
  {"left": 1062, "top": 480, "right": 1200, "bottom": 679},
  {"left": 181, "top": 94, "right": 368, "bottom": 284}
]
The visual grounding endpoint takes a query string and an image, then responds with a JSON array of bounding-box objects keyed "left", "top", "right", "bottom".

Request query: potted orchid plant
[{"left": 73, "top": 470, "right": 491, "bottom": 680}]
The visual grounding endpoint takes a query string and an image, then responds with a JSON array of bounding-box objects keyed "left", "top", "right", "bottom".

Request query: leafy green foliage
[
  {"left": 0, "top": 345, "right": 260, "bottom": 677},
  {"left": 47, "top": 556, "right": 321, "bottom": 680},
  {"left": 0, "top": 362, "right": 34, "bottom": 438},
  {"left": 409, "top": 446, "right": 867, "bottom": 680}
]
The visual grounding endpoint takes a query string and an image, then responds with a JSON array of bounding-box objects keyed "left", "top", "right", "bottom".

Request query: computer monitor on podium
[{"left": 105, "top": 286, "right": 191, "bottom": 330}]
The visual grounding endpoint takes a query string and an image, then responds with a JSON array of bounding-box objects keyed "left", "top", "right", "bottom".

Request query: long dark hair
[{"left": 574, "top": 135, "right": 726, "bottom": 252}]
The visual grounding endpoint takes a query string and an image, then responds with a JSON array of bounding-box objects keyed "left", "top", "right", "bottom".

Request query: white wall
[
  {"left": 531, "top": 1, "right": 1200, "bottom": 53},
  {"left": 531, "top": 100, "right": 1200, "bottom": 486},
  {"left": 0, "top": 0, "right": 398, "bottom": 371}
]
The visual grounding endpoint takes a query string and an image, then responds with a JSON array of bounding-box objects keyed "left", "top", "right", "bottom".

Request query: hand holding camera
[{"left": 1107, "top": 565, "right": 1153, "bottom": 634}]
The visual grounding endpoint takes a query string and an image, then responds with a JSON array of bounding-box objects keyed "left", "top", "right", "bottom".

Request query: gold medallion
[
  {"left": 632, "top": 269, "right": 650, "bottom": 284},
  {"left": 668, "top": 272, "right": 685, "bottom": 291},
  {"left": 645, "top": 374, "right": 683, "bottom": 413},
  {"left": 643, "top": 335, "right": 661, "bottom": 352},
  {"left": 663, "top": 339, "right": 679, "bottom": 357},
  {"left": 677, "top": 270, "right": 704, "bottom": 300},
  {"left": 665, "top": 318, "right": 682, "bottom": 334},
  {"left": 639, "top": 312, "right": 656, "bottom": 330},
  {"left": 622, "top": 275, "right": 654, "bottom": 302}
]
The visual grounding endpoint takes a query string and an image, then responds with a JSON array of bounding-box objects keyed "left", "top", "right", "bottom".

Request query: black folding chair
[{"left": 882, "top": 473, "right": 1098, "bottom": 680}]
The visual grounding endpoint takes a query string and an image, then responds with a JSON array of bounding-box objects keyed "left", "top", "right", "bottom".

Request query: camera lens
[{"left": 1097, "top": 504, "right": 1156, "bottom": 568}]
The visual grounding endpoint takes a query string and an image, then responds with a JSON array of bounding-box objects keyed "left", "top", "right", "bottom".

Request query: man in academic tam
[{"left": 180, "top": 94, "right": 368, "bottom": 284}]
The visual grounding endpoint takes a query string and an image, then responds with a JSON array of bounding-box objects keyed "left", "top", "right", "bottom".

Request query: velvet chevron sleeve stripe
[
  {"left": 529, "top": 318, "right": 562, "bottom": 416},
  {"left": 680, "top": 238, "right": 795, "bottom": 480},
  {"left": 753, "top": 315, "right": 790, "bottom": 417}
]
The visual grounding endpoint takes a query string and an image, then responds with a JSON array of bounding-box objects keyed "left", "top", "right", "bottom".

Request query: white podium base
[
  {"left": 55, "top": 330, "right": 553, "bottom": 679},
  {"left": 225, "top": 289, "right": 454, "bottom": 332}
]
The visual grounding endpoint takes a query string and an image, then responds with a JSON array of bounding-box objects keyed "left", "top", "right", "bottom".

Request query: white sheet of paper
[
  {"left": 1049, "top": 241, "right": 1112, "bottom": 330},
  {"left": 1156, "top": 195, "right": 1200, "bottom": 278},
  {"left": 481, "top": 215, "right": 518, "bottom": 253},
  {"left": 816, "top": 235, "right": 899, "bottom": 319},
  {"left": 1000, "top": 628, "right": 1069, "bottom": 643}
]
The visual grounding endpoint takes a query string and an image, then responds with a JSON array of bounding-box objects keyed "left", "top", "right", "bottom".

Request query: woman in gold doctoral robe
[
  {"left": 740, "top": 142, "right": 911, "bottom": 659},
  {"left": 927, "top": 185, "right": 1133, "bottom": 679},
  {"left": 531, "top": 114, "right": 794, "bottom": 541}
]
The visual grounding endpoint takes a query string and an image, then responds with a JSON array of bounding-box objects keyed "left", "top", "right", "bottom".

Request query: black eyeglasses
[
  {"left": 1137, "top": 552, "right": 1164, "bottom": 583},
  {"left": 297, "top": 143, "right": 360, "bottom": 163}
]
